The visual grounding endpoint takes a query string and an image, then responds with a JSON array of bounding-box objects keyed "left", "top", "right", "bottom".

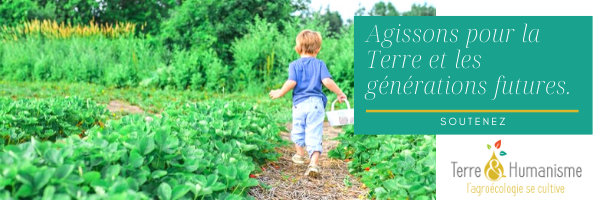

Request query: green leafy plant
[
  {"left": 329, "top": 126, "right": 436, "bottom": 200},
  {"left": 0, "top": 97, "right": 109, "bottom": 147},
  {"left": 1, "top": 98, "right": 285, "bottom": 199}
]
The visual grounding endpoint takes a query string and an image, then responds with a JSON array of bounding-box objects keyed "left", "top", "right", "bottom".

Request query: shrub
[
  {"left": 231, "top": 17, "right": 354, "bottom": 97},
  {"left": 231, "top": 17, "right": 328, "bottom": 91},
  {"left": 330, "top": 126, "right": 436, "bottom": 200},
  {"left": 0, "top": 37, "right": 165, "bottom": 87}
]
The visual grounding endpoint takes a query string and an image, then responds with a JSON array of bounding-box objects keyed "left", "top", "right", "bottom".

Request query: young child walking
[{"left": 269, "top": 30, "right": 346, "bottom": 177}]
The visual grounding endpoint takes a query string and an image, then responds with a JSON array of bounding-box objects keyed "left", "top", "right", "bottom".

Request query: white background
[{"left": 436, "top": 0, "right": 599, "bottom": 199}]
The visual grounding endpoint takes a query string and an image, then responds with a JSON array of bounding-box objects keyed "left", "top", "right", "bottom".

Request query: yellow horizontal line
[{"left": 366, "top": 110, "right": 579, "bottom": 113}]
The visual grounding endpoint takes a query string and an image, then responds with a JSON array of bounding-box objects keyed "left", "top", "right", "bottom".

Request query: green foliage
[
  {"left": 0, "top": 99, "right": 285, "bottom": 199},
  {"left": 354, "top": 2, "right": 436, "bottom": 17},
  {"left": 0, "top": 19, "right": 136, "bottom": 41},
  {"left": 0, "top": 2, "right": 439, "bottom": 198},
  {"left": 158, "top": 0, "right": 217, "bottom": 52},
  {"left": 329, "top": 126, "right": 436, "bottom": 200},
  {"left": 0, "top": 27, "right": 353, "bottom": 94},
  {"left": 160, "top": 0, "right": 296, "bottom": 62},
  {"left": 320, "top": 7, "right": 344, "bottom": 36},
  {"left": 134, "top": 48, "right": 227, "bottom": 91},
  {"left": 403, "top": 3, "right": 437, "bottom": 16},
  {"left": 0, "top": 0, "right": 38, "bottom": 26},
  {"left": 1, "top": 1, "right": 370, "bottom": 96},
  {"left": 93, "top": 0, "right": 178, "bottom": 34},
  {"left": 0, "top": 37, "right": 164, "bottom": 88},
  {"left": 0, "top": 97, "right": 110, "bottom": 147},
  {"left": 231, "top": 17, "right": 355, "bottom": 96},
  {"left": 42, "top": 0, "right": 98, "bottom": 24},
  {"left": 0, "top": 81, "right": 293, "bottom": 119},
  {"left": 354, "top": 3, "right": 367, "bottom": 17},
  {"left": 202, "top": 50, "right": 228, "bottom": 91},
  {"left": 368, "top": 1, "right": 400, "bottom": 16},
  {"left": 320, "top": 24, "right": 355, "bottom": 98},
  {"left": 23, "top": 1, "right": 55, "bottom": 21},
  {"left": 231, "top": 17, "right": 285, "bottom": 91},
  {"left": 230, "top": 17, "right": 355, "bottom": 96},
  {"left": 4, "top": 0, "right": 178, "bottom": 34},
  {"left": 1, "top": 0, "right": 312, "bottom": 37}
]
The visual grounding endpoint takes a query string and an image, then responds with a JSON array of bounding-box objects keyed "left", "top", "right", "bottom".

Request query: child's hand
[
  {"left": 269, "top": 89, "right": 283, "bottom": 99},
  {"left": 337, "top": 93, "right": 347, "bottom": 103}
]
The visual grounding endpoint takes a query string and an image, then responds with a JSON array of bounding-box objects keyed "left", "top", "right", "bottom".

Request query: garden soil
[{"left": 248, "top": 123, "right": 368, "bottom": 200}]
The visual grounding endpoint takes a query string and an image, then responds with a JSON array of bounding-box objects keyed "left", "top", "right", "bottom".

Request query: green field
[
  {"left": 1, "top": 1, "right": 435, "bottom": 199},
  {"left": 0, "top": 86, "right": 286, "bottom": 199},
  {"left": 0, "top": 81, "right": 435, "bottom": 200}
]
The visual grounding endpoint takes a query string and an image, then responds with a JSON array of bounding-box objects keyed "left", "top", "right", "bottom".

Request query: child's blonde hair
[{"left": 295, "top": 30, "right": 322, "bottom": 55}]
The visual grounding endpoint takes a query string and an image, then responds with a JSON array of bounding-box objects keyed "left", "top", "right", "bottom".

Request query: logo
[
  {"left": 484, "top": 140, "right": 507, "bottom": 181},
  {"left": 452, "top": 139, "right": 583, "bottom": 197}
]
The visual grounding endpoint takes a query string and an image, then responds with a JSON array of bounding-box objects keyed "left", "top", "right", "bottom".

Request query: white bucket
[{"left": 326, "top": 99, "right": 354, "bottom": 126}]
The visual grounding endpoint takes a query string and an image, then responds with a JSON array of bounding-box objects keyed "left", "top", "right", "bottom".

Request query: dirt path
[
  {"left": 106, "top": 100, "right": 145, "bottom": 114},
  {"left": 249, "top": 122, "right": 368, "bottom": 200}
]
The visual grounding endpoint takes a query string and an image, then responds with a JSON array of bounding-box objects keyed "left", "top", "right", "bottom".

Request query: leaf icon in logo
[
  {"left": 499, "top": 151, "right": 507, "bottom": 156},
  {"left": 495, "top": 140, "right": 501, "bottom": 149},
  {"left": 487, "top": 144, "right": 491, "bottom": 149}
]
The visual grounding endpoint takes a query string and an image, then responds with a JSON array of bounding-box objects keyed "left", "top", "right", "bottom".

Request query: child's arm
[
  {"left": 269, "top": 80, "right": 296, "bottom": 99},
  {"left": 322, "top": 78, "right": 347, "bottom": 102}
]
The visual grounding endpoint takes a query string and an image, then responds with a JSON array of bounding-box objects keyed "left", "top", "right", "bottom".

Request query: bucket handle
[{"left": 331, "top": 99, "right": 351, "bottom": 111}]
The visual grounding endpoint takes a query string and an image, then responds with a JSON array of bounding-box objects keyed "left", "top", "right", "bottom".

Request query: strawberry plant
[
  {"left": 329, "top": 126, "right": 436, "bottom": 200},
  {"left": 1, "top": 81, "right": 293, "bottom": 119},
  {"left": 0, "top": 138, "right": 150, "bottom": 199},
  {"left": 0, "top": 99, "right": 285, "bottom": 199},
  {"left": 0, "top": 97, "right": 110, "bottom": 147}
]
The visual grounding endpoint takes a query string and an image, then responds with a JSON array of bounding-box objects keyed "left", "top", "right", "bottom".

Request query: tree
[
  {"left": 159, "top": 0, "right": 300, "bottom": 63},
  {"left": 354, "top": 3, "right": 366, "bottom": 16},
  {"left": 385, "top": 2, "right": 400, "bottom": 16},
  {"left": 38, "top": 0, "right": 96, "bottom": 24},
  {"left": 0, "top": 0, "right": 39, "bottom": 26},
  {"left": 320, "top": 6, "right": 343, "bottom": 36},
  {"left": 29, "top": 0, "right": 178, "bottom": 34},
  {"left": 402, "top": 3, "right": 436, "bottom": 16},
  {"left": 292, "top": 0, "right": 312, "bottom": 18},
  {"left": 368, "top": 1, "right": 399, "bottom": 16},
  {"left": 94, "top": 0, "right": 178, "bottom": 34}
]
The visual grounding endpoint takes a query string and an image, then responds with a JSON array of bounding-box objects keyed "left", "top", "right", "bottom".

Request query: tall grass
[
  {"left": 0, "top": 37, "right": 163, "bottom": 87},
  {"left": 1, "top": 19, "right": 354, "bottom": 96},
  {"left": 1, "top": 19, "right": 137, "bottom": 41}
]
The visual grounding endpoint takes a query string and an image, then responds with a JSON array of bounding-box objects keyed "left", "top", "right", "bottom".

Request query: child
[{"left": 269, "top": 30, "right": 347, "bottom": 177}]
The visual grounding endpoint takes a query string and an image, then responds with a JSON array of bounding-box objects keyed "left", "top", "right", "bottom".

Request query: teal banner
[{"left": 354, "top": 16, "right": 593, "bottom": 135}]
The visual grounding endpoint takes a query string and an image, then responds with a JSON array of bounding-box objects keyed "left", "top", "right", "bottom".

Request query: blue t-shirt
[{"left": 288, "top": 57, "right": 332, "bottom": 108}]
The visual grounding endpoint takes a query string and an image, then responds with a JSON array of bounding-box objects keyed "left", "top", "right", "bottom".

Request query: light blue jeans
[{"left": 291, "top": 97, "right": 324, "bottom": 158}]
